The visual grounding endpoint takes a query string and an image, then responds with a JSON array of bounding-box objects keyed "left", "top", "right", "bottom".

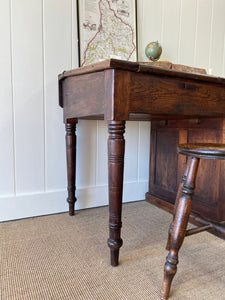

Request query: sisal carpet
[{"left": 0, "top": 201, "right": 225, "bottom": 300}]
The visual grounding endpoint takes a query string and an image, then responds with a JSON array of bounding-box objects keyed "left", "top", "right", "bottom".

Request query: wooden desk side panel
[
  {"left": 129, "top": 72, "right": 225, "bottom": 118},
  {"left": 113, "top": 70, "right": 131, "bottom": 120},
  {"left": 148, "top": 119, "right": 225, "bottom": 222},
  {"left": 62, "top": 72, "right": 105, "bottom": 121}
]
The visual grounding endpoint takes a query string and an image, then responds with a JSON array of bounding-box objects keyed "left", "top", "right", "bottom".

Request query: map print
[{"left": 79, "top": 0, "right": 136, "bottom": 66}]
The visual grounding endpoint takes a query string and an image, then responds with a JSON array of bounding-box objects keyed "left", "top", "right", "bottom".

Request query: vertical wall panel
[
  {"left": 11, "top": 0, "right": 45, "bottom": 194},
  {"left": 72, "top": 0, "right": 79, "bottom": 68},
  {"left": 76, "top": 120, "right": 97, "bottom": 188},
  {"left": 138, "top": 0, "right": 163, "bottom": 61},
  {"left": 138, "top": 122, "right": 150, "bottom": 182},
  {"left": 161, "top": 0, "right": 181, "bottom": 62},
  {"left": 0, "top": 0, "right": 15, "bottom": 195},
  {"left": 96, "top": 121, "right": 108, "bottom": 186},
  {"left": 43, "top": 0, "right": 72, "bottom": 191},
  {"left": 194, "top": 0, "right": 213, "bottom": 69},
  {"left": 124, "top": 121, "right": 139, "bottom": 182},
  {"left": 137, "top": 0, "right": 143, "bottom": 61},
  {"left": 179, "top": 0, "right": 197, "bottom": 66},
  {"left": 209, "top": 0, "right": 225, "bottom": 76}
]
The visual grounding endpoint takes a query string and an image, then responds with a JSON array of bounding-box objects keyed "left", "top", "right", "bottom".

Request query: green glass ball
[{"left": 145, "top": 41, "right": 162, "bottom": 61}]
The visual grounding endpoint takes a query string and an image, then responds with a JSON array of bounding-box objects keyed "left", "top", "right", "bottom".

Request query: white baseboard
[{"left": 0, "top": 181, "right": 148, "bottom": 222}]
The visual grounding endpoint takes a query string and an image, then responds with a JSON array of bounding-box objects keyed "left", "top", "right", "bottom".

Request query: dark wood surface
[
  {"left": 107, "top": 121, "right": 125, "bottom": 266},
  {"left": 147, "top": 118, "right": 225, "bottom": 227},
  {"left": 59, "top": 59, "right": 225, "bottom": 121},
  {"left": 65, "top": 120, "right": 77, "bottom": 215},
  {"left": 161, "top": 151, "right": 200, "bottom": 300},
  {"left": 59, "top": 59, "right": 225, "bottom": 267},
  {"left": 160, "top": 144, "right": 225, "bottom": 300}
]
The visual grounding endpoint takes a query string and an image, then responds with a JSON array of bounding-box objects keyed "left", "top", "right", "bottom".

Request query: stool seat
[{"left": 178, "top": 143, "right": 225, "bottom": 159}]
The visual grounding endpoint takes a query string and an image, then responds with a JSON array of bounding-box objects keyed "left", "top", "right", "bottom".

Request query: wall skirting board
[{"left": 0, "top": 181, "right": 148, "bottom": 222}]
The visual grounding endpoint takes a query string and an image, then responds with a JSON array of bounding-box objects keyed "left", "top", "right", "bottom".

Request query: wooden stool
[{"left": 160, "top": 143, "right": 225, "bottom": 300}]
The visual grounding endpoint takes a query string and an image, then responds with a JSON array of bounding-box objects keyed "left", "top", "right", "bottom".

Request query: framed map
[{"left": 77, "top": 0, "right": 137, "bottom": 66}]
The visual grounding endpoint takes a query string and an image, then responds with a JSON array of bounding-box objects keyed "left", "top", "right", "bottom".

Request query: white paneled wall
[
  {"left": 11, "top": 0, "right": 45, "bottom": 194},
  {"left": 0, "top": 0, "right": 15, "bottom": 196},
  {"left": 0, "top": 0, "right": 77, "bottom": 221},
  {"left": 43, "top": 0, "right": 72, "bottom": 191},
  {"left": 1, "top": 0, "right": 225, "bottom": 221},
  {"left": 0, "top": 0, "right": 149, "bottom": 221},
  {"left": 139, "top": 0, "right": 225, "bottom": 76}
]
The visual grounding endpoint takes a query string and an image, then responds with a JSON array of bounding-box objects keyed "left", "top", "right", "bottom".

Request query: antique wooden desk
[{"left": 59, "top": 59, "right": 225, "bottom": 266}]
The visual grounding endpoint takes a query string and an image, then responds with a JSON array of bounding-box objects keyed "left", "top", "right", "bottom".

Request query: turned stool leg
[
  {"left": 166, "top": 157, "right": 191, "bottom": 251},
  {"left": 160, "top": 156, "right": 199, "bottom": 300}
]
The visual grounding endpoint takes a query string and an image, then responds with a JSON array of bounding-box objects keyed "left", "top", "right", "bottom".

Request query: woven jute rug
[{"left": 1, "top": 201, "right": 225, "bottom": 299}]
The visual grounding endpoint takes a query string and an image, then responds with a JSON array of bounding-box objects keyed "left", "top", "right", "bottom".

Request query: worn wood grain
[{"left": 59, "top": 59, "right": 225, "bottom": 267}]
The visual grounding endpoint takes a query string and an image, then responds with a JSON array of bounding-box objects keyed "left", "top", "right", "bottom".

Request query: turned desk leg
[
  {"left": 107, "top": 121, "right": 125, "bottom": 266},
  {"left": 65, "top": 121, "right": 77, "bottom": 216}
]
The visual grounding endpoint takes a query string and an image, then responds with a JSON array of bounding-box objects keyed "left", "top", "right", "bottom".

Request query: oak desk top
[{"left": 59, "top": 58, "right": 225, "bottom": 122}]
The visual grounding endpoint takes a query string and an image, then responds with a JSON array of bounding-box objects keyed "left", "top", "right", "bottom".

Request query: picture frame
[{"left": 77, "top": 0, "right": 137, "bottom": 67}]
